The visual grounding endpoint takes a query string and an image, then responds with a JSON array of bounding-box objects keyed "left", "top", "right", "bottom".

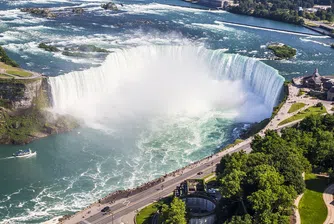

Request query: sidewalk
[{"left": 323, "top": 184, "right": 334, "bottom": 224}]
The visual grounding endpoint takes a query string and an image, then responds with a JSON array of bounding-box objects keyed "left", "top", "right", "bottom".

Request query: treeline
[
  {"left": 0, "top": 46, "right": 19, "bottom": 68},
  {"left": 302, "top": 8, "right": 334, "bottom": 22},
  {"left": 229, "top": 0, "right": 334, "bottom": 24},
  {"left": 216, "top": 113, "right": 334, "bottom": 223}
]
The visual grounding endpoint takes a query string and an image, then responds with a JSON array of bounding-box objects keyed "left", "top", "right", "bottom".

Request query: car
[
  {"left": 101, "top": 206, "right": 110, "bottom": 213},
  {"left": 197, "top": 172, "right": 203, "bottom": 175}
]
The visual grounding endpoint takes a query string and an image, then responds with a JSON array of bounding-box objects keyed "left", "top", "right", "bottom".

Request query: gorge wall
[{"left": 0, "top": 78, "right": 77, "bottom": 144}]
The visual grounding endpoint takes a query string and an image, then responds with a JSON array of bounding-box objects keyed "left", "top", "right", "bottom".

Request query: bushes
[{"left": 0, "top": 46, "right": 19, "bottom": 67}]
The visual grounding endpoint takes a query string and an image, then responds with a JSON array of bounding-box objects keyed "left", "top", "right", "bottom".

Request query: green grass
[
  {"left": 298, "top": 90, "right": 306, "bottom": 96},
  {"left": 0, "top": 62, "right": 33, "bottom": 77},
  {"left": 205, "top": 175, "right": 217, "bottom": 183},
  {"left": 136, "top": 196, "right": 172, "bottom": 224},
  {"left": 0, "top": 73, "right": 11, "bottom": 79},
  {"left": 299, "top": 173, "right": 328, "bottom": 224},
  {"left": 136, "top": 202, "right": 160, "bottom": 224},
  {"left": 7, "top": 69, "right": 33, "bottom": 77},
  {"left": 288, "top": 103, "right": 306, "bottom": 113},
  {"left": 279, "top": 106, "right": 327, "bottom": 126},
  {"left": 220, "top": 139, "right": 243, "bottom": 151}
]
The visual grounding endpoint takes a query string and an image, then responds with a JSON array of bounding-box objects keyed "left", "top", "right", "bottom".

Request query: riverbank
[{"left": 175, "top": 2, "right": 333, "bottom": 38}]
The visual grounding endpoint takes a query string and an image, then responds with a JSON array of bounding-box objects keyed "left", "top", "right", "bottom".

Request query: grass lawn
[
  {"left": 220, "top": 139, "right": 243, "bottom": 151},
  {"left": 0, "top": 62, "right": 32, "bottom": 77},
  {"left": 136, "top": 202, "right": 160, "bottom": 224},
  {"left": 298, "top": 90, "right": 306, "bottom": 96},
  {"left": 299, "top": 173, "right": 328, "bottom": 224},
  {"left": 205, "top": 175, "right": 217, "bottom": 183},
  {"left": 288, "top": 103, "right": 306, "bottom": 113},
  {"left": 136, "top": 196, "right": 172, "bottom": 224},
  {"left": 279, "top": 106, "right": 327, "bottom": 126},
  {"left": 0, "top": 73, "right": 11, "bottom": 79}
]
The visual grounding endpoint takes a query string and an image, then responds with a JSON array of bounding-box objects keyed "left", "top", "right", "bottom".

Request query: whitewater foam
[{"left": 49, "top": 45, "right": 284, "bottom": 127}]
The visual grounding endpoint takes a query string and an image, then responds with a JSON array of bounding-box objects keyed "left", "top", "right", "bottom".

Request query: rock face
[
  {"left": 0, "top": 78, "right": 43, "bottom": 110},
  {"left": 101, "top": 2, "right": 118, "bottom": 11},
  {"left": 0, "top": 78, "right": 78, "bottom": 144},
  {"left": 72, "top": 8, "right": 85, "bottom": 14}
]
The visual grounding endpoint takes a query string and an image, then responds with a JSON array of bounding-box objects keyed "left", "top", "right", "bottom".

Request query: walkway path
[
  {"left": 323, "top": 184, "right": 334, "bottom": 224},
  {"left": 293, "top": 173, "right": 305, "bottom": 224}
]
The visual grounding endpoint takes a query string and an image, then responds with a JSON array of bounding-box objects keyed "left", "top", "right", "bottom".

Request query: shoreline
[{"left": 167, "top": 3, "right": 332, "bottom": 38}]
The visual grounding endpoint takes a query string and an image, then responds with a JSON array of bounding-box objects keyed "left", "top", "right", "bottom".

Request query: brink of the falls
[{"left": 48, "top": 45, "right": 284, "bottom": 127}]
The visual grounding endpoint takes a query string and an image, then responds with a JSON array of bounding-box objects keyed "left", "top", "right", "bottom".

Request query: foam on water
[{"left": 49, "top": 45, "right": 284, "bottom": 127}]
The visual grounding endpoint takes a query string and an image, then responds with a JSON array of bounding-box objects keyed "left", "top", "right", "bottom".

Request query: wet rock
[
  {"left": 101, "top": 2, "right": 118, "bottom": 11},
  {"left": 20, "top": 8, "right": 57, "bottom": 19},
  {"left": 72, "top": 7, "right": 85, "bottom": 14}
]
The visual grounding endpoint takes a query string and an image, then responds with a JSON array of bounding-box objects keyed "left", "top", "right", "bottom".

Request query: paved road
[{"left": 75, "top": 143, "right": 251, "bottom": 224}]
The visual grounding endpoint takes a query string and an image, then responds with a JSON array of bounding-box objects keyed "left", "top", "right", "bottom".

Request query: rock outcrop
[
  {"left": 72, "top": 8, "right": 85, "bottom": 14},
  {"left": 0, "top": 78, "right": 78, "bottom": 144},
  {"left": 0, "top": 78, "right": 43, "bottom": 110},
  {"left": 101, "top": 2, "right": 118, "bottom": 11},
  {"left": 20, "top": 8, "right": 57, "bottom": 19}
]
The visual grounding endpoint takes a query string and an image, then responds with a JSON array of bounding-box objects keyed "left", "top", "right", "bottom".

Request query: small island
[
  {"left": 38, "top": 43, "right": 109, "bottom": 58},
  {"left": 38, "top": 43, "right": 60, "bottom": 52},
  {"left": 267, "top": 43, "right": 297, "bottom": 60}
]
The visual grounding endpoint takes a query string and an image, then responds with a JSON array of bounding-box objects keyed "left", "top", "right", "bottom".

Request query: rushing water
[{"left": 0, "top": 0, "right": 333, "bottom": 223}]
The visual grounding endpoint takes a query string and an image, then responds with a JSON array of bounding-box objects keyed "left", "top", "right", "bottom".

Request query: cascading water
[{"left": 48, "top": 45, "right": 284, "bottom": 127}]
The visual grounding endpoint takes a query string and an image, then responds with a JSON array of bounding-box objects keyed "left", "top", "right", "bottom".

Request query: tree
[
  {"left": 226, "top": 214, "right": 252, "bottom": 224},
  {"left": 162, "top": 197, "right": 187, "bottom": 224},
  {"left": 247, "top": 166, "right": 296, "bottom": 224}
]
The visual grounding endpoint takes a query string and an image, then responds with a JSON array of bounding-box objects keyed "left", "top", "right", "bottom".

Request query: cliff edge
[{"left": 0, "top": 76, "right": 78, "bottom": 144}]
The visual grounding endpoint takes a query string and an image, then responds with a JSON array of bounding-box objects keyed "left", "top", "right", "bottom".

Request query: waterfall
[{"left": 48, "top": 45, "right": 284, "bottom": 122}]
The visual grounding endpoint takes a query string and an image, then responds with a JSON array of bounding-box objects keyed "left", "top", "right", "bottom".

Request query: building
[
  {"left": 302, "top": 68, "right": 323, "bottom": 90},
  {"left": 328, "top": 87, "right": 334, "bottom": 101},
  {"left": 186, "top": 179, "right": 205, "bottom": 194},
  {"left": 301, "top": 68, "right": 334, "bottom": 101},
  {"left": 182, "top": 195, "right": 216, "bottom": 224}
]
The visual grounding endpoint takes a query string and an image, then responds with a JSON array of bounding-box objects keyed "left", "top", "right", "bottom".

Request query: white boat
[{"left": 12, "top": 148, "right": 36, "bottom": 158}]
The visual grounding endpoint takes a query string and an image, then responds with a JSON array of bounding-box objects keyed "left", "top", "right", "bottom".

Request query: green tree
[
  {"left": 226, "top": 214, "right": 252, "bottom": 224},
  {"left": 162, "top": 197, "right": 187, "bottom": 224}
]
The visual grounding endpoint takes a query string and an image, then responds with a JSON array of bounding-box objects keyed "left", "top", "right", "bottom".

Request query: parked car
[{"left": 101, "top": 206, "right": 110, "bottom": 213}]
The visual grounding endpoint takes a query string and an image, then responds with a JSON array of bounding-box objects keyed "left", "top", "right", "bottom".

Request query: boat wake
[{"left": 0, "top": 156, "right": 15, "bottom": 160}]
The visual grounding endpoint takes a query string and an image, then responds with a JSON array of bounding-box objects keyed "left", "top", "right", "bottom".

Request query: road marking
[{"left": 122, "top": 200, "right": 130, "bottom": 206}]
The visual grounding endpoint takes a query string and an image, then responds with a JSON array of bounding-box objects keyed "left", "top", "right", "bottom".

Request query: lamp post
[{"left": 109, "top": 211, "right": 114, "bottom": 224}]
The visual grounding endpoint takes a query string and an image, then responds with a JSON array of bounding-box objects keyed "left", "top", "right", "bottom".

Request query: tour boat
[{"left": 12, "top": 149, "right": 36, "bottom": 158}]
